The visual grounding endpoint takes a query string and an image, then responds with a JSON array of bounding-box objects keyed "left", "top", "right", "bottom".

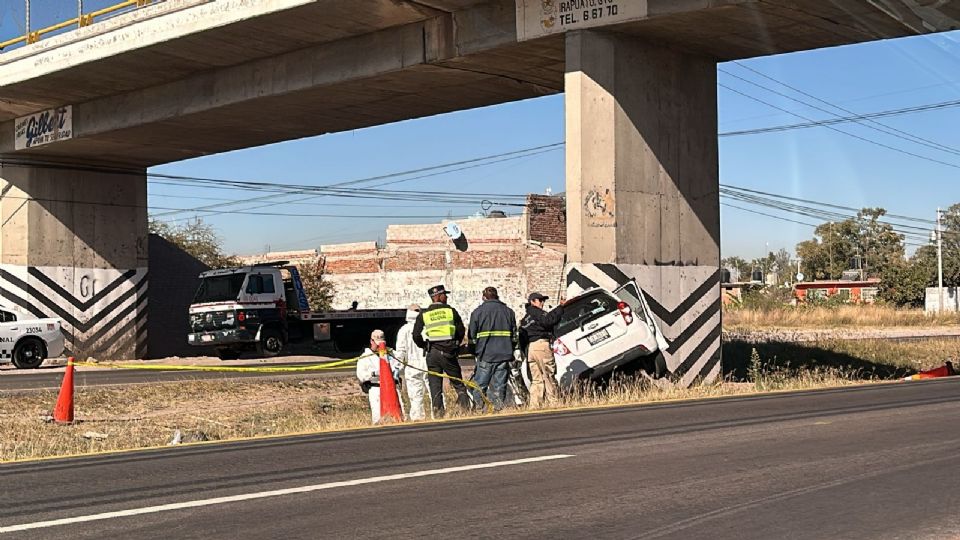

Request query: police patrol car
[{"left": 0, "top": 304, "right": 65, "bottom": 369}]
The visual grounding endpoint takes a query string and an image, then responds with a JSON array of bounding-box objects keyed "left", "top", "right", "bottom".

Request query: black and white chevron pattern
[
  {"left": 0, "top": 264, "right": 148, "bottom": 359},
  {"left": 566, "top": 262, "right": 721, "bottom": 386}
]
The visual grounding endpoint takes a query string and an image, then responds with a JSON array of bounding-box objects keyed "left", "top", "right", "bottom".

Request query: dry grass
[
  {"left": 0, "top": 378, "right": 372, "bottom": 463},
  {"left": 723, "top": 305, "right": 960, "bottom": 329},
  {"left": 10, "top": 336, "right": 948, "bottom": 462},
  {"left": 722, "top": 337, "right": 960, "bottom": 384}
]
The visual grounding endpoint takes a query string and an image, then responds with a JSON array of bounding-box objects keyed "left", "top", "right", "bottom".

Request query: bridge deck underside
[{"left": 0, "top": 0, "right": 955, "bottom": 166}]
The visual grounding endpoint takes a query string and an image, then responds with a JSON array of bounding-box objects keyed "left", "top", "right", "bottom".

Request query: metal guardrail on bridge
[{"left": 0, "top": 0, "right": 167, "bottom": 52}]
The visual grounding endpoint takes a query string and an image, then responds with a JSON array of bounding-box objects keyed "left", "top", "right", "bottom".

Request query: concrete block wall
[
  {"left": 146, "top": 234, "right": 208, "bottom": 359},
  {"left": 311, "top": 195, "right": 567, "bottom": 319}
]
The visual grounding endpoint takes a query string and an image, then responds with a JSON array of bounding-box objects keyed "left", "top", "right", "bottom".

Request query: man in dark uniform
[
  {"left": 519, "top": 292, "right": 564, "bottom": 407},
  {"left": 413, "top": 285, "right": 470, "bottom": 416},
  {"left": 467, "top": 286, "right": 517, "bottom": 410}
]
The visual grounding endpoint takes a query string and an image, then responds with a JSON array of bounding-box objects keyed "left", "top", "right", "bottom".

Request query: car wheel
[
  {"left": 653, "top": 351, "right": 669, "bottom": 378},
  {"left": 257, "top": 328, "right": 285, "bottom": 357},
  {"left": 216, "top": 348, "right": 240, "bottom": 361},
  {"left": 12, "top": 337, "right": 46, "bottom": 369}
]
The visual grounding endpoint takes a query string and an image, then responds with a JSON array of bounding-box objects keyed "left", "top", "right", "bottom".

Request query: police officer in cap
[
  {"left": 520, "top": 292, "right": 563, "bottom": 407},
  {"left": 413, "top": 284, "right": 470, "bottom": 415}
]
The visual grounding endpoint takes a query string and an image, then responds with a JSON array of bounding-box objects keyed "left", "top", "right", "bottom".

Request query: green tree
[
  {"left": 297, "top": 258, "right": 335, "bottom": 311},
  {"left": 878, "top": 254, "right": 934, "bottom": 307},
  {"left": 149, "top": 218, "right": 239, "bottom": 269},
  {"left": 857, "top": 208, "right": 905, "bottom": 278},
  {"left": 796, "top": 208, "right": 904, "bottom": 280},
  {"left": 721, "top": 256, "right": 751, "bottom": 282},
  {"left": 878, "top": 203, "right": 960, "bottom": 306}
]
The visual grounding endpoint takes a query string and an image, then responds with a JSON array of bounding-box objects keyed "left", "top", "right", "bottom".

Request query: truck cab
[
  {"left": 187, "top": 263, "right": 291, "bottom": 360},
  {"left": 187, "top": 261, "right": 406, "bottom": 359}
]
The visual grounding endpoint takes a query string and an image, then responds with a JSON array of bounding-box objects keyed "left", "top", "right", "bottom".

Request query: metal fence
[{"left": 1, "top": 0, "right": 167, "bottom": 52}]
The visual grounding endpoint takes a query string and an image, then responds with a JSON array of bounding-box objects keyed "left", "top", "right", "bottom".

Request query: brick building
[
  {"left": 243, "top": 194, "right": 566, "bottom": 320},
  {"left": 794, "top": 279, "right": 881, "bottom": 304},
  {"left": 322, "top": 194, "right": 566, "bottom": 319},
  {"left": 238, "top": 249, "right": 320, "bottom": 267}
]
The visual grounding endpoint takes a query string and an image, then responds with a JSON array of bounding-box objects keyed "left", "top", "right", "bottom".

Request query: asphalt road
[{"left": 2, "top": 379, "right": 959, "bottom": 539}]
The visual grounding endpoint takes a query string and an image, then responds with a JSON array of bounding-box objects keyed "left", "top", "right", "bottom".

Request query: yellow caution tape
[
  {"left": 386, "top": 350, "right": 494, "bottom": 413},
  {"left": 69, "top": 348, "right": 494, "bottom": 412},
  {"left": 70, "top": 355, "right": 361, "bottom": 373}
]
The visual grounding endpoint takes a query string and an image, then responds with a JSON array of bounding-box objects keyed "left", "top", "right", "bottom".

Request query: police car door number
[{"left": 25, "top": 326, "right": 41, "bottom": 333}]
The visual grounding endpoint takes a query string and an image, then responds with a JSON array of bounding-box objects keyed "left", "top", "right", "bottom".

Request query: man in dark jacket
[
  {"left": 413, "top": 284, "right": 469, "bottom": 416},
  {"left": 467, "top": 286, "right": 517, "bottom": 410},
  {"left": 519, "top": 292, "right": 563, "bottom": 407}
]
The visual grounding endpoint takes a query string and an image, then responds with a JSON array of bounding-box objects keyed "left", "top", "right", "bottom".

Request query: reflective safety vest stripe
[
  {"left": 476, "top": 330, "right": 512, "bottom": 338},
  {"left": 423, "top": 307, "right": 456, "bottom": 341}
]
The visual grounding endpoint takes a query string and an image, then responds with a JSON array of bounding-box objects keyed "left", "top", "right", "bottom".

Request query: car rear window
[{"left": 555, "top": 291, "right": 618, "bottom": 336}]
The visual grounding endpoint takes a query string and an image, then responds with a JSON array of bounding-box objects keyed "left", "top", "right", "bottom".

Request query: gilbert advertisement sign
[
  {"left": 516, "top": 0, "right": 647, "bottom": 41},
  {"left": 14, "top": 106, "right": 73, "bottom": 150}
]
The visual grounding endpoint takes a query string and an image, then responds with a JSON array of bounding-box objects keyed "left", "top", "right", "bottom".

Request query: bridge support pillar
[
  {"left": 0, "top": 160, "right": 148, "bottom": 359},
  {"left": 564, "top": 31, "right": 721, "bottom": 386}
]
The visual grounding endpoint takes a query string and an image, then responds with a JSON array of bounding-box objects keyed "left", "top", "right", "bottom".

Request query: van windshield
[
  {"left": 555, "top": 291, "right": 618, "bottom": 336},
  {"left": 193, "top": 273, "right": 246, "bottom": 303}
]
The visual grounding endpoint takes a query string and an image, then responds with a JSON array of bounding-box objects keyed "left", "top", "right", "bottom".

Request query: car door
[
  {"left": 241, "top": 272, "right": 280, "bottom": 305},
  {"left": 613, "top": 279, "right": 669, "bottom": 352}
]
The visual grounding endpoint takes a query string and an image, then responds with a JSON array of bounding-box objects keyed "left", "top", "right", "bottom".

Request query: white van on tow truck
[{"left": 0, "top": 305, "right": 66, "bottom": 369}]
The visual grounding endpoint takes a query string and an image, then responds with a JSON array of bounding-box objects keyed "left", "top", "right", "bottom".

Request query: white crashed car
[
  {"left": 0, "top": 305, "right": 66, "bottom": 369},
  {"left": 524, "top": 280, "right": 665, "bottom": 389}
]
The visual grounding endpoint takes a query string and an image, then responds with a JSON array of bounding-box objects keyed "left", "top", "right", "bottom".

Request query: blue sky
[{"left": 4, "top": 3, "right": 960, "bottom": 259}]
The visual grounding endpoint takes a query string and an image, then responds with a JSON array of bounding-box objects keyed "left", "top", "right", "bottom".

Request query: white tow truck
[
  {"left": 187, "top": 262, "right": 406, "bottom": 359},
  {"left": 0, "top": 304, "right": 66, "bottom": 369}
]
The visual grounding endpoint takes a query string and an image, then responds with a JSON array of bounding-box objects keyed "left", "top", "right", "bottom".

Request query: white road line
[{"left": 0, "top": 454, "right": 574, "bottom": 534}]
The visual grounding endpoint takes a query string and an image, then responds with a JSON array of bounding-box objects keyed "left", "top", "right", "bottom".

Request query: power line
[
  {"left": 719, "top": 98, "right": 960, "bottom": 138},
  {"left": 718, "top": 83, "right": 960, "bottom": 172},
  {"left": 721, "top": 183, "right": 935, "bottom": 225},
  {"left": 147, "top": 143, "right": 558, "bottom": 218},
  {"left": 155, "top": 147, "right": 558, "bottom": 219},
  {"left": 721, "top": 202, "right": 927, "bottom": 248},
  {"left": 720, "top": 185, "right": 948, "bottom": 243},
  {"left": 147, "top": 192, "right": 482, "bottom": 208},
  {"left": 0, "top": 193, "right": 481, "bottom": 219},
  {"left": 722, "top": 64, "right": 960, "bottom": 156},
  {"left": 718, "top": 79, "right": 960, "bottom": 128},
  {"left": 720, "top": 192, "right": 933, "bottom": 243},
  {"left": 719, "top": 190, "right": 934, "bottom": 240}
]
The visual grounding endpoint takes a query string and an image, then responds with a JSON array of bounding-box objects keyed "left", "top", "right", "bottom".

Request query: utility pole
[
  {"left": 937, "top": 208, "right": 945, "bottom": 313},
  {"left": 828, "top": 222, "right": 834, "bottom": 279}
]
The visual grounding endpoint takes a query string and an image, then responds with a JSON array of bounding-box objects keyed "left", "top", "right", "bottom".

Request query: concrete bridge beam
[
  {"left": 0, "top": 159, "right": 148, "bottom": 359},
  {"left": 564, "top": 30, "right": 721, "bottom": 386}
]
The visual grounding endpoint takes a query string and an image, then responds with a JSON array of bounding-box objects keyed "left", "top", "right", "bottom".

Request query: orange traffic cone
[
  {"left": 53, "top": 357, "right": 75, "bottom": 424},
  {"left": 377, "top": 343, "right": 403, "bottom": 423},
  {"left": 903, "top": 361, "right": 957, "bottom": 381}
]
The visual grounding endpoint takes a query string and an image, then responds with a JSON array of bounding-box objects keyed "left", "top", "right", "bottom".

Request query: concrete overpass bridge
[{"left": 1, "top": 0, "right": 958, "bottom": 380}]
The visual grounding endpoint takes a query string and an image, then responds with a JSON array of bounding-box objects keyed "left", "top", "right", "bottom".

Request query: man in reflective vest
[
  {"left": 467, "top": 286, "right": 517, "bottom": 410},
  {"left": 413, "top": 284, "right": 469, "bottom": 416}
]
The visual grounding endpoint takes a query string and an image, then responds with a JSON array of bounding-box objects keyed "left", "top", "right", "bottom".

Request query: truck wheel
[
  {"left": 257, "top": 328, "right": 285, "bottom": 357},
  {"left": 216, "top": 348, "right": 240, "bottom": 361},
  {"left": 12, "top": 337, "right": 46, "bottom": 369}
]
